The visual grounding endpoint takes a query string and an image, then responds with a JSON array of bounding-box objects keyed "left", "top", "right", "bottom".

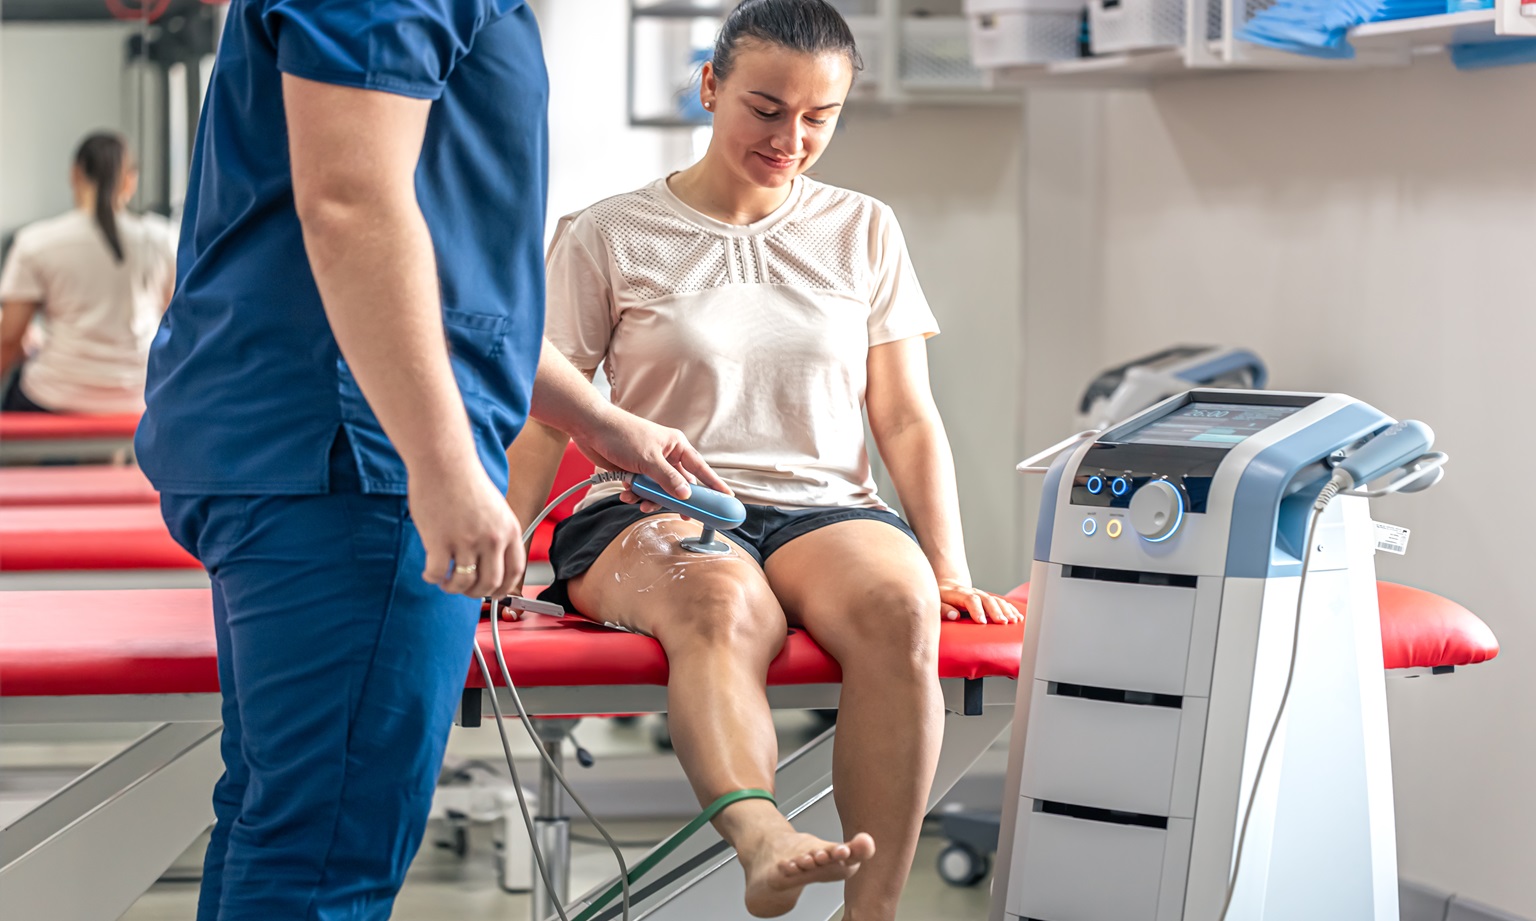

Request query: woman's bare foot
[{"left": 740, "top": 828, "right": 877, "bottom": 918}]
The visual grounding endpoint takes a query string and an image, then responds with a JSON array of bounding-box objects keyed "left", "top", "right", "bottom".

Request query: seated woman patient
[
  {"left": 506, "top": 1, "right": 1020, "bottom": 917},
  {"left": 0, "top": 132, "right": 175, "bottom": 413}
]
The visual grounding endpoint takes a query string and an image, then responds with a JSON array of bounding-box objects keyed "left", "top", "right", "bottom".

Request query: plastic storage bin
[
  {"left": 1088, "top": 0, "right": 1184, "bottom": 54},
  {"left": 902, "top": 16, "right": 990, "bottom": 88},
  {"left": 965, "top": 0, "right": 1087, "bottom": 66}
]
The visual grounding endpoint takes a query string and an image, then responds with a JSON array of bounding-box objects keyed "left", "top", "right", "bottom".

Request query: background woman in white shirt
[
  {"left": 0, "top": 131, "right": 176, "bottom": 414},
  {"left": 506, "top": 2, "right": 1019, "bottom": 917}
]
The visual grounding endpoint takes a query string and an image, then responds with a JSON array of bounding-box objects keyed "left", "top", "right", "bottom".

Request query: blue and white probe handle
[
  {"left": 500, "top": 471, "right": 748, "bottom": 621},
  {"left": 627, "top": 474, "right": 746, "bottom": 554},
  {"left": 1334, "top": 420, "right": 1435, "bottom": 487},
  {"left": 1305, "top": 419, "right": 1437, "bottom": 512},
  {"left": 1288, "top": 419, "right": 1438, "bottom": 503}
]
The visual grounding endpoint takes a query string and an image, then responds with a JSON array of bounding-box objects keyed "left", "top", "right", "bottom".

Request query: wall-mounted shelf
[
  {"left": 985, "top": 49, "right": 1191, "bottom": 89},
  {"left": 632, "top": 1, "right": 729, "bottom": 17},
  {"left": 1352, "top": 7, "right": 1499, "bottom": 44},
  {"left": 979, "top": 0, "right": 1536, "bottom": 88},
  {"left": 627, "top": 0, "right": 1018, "bottom": 127}
]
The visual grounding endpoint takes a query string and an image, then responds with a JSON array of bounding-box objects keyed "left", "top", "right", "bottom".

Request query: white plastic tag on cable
[
  {"left": 1374, "top": 521, "right": 1411, "bottom": 555},
  {"left": 499, "top": 595, "right": 567, "bottom": 620}
]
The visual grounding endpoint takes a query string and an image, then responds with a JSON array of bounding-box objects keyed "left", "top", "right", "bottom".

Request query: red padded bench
[
  {"left": 0, "top": 412, "right": 142, "bottom": 465},
  {"left": 0, "top": 412, "right": 141, "bottom": 441},
  {"left": 0, "top": 587, "right": 1026, "bottom": 701},
  {"left": 0, "top": 465, "right": 158, "bottom": 508},
  {"left": 1001, "top": 582, "right": 1498, "bottom": 672},
  {"left": 0, "top": 584, "right": 1497, "bottom": 703},
  {"left": 0, "top": 504, "right": 197, "bottom": 571},
  {"left": 0, "top": 441, "right": 599, "bottom": 573}
]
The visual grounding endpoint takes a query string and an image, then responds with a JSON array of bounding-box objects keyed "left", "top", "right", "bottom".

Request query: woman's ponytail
[{"left": 74, "top": 132, "right": 129, "bottom": 263}]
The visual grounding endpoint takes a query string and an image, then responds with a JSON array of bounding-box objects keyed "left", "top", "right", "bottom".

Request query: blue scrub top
[{"left": 137, "top": 0, "right": 548, "bottom": 495}]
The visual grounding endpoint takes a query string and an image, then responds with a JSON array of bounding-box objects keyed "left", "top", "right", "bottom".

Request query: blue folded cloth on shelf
[{"left": 1238, "top": 0, "right": 1444, "bottom": 58}]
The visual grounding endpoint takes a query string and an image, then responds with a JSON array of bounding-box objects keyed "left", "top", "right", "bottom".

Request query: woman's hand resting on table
[{"left": 938, "top": 580, "right": 1023, "bottom": 626}]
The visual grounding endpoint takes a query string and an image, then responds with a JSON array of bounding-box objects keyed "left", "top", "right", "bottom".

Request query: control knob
[{"left": 1129, "top": 479, "right": 1184, "bottom": 542}]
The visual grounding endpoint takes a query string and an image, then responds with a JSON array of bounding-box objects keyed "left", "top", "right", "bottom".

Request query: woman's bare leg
[
  {"left": 765, "top": 520, "right": 944, "bottom": 921},
  {"left": 568, "top": 516, "right": 875, "bottom": 917}
]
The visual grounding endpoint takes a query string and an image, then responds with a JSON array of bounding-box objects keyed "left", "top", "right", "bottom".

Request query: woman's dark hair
[
  {"left": 712, "top": 0, "right": 864, "bottom": 84},
  {"left": 74, "top": 132, "right": 130, "bottom": 264}
]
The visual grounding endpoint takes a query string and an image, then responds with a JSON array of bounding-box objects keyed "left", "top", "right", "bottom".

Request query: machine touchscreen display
[{"left": 1117, "top": 402, "right": 1303, "bottom": 448}]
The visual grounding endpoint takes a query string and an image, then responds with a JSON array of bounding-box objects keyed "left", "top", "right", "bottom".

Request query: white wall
[
  {"left": 1025, "top": 56, "right": 1536, "bottom": 915},
  {"left": 1, "top": 22, "right": 140, "bottom": 238},
  {"left": 531, "top": 0, "right": 690, "bottom": 239},
  {"left": 813, "top": 104, "right": 1028, "bottom": 591},
  {"left": 2, "top": 7, "right": 674, "bottom": 243}
]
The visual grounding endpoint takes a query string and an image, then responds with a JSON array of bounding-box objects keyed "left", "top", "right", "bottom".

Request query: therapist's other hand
[
  {"left": 938, "top": 581, "right": 1023, "bottom": 626},
  {"left": 411, "top": 466, "right": 526, "bottom": 599},
  {"left": 572, "top": 405, "right": 731, "bottom": 511}
]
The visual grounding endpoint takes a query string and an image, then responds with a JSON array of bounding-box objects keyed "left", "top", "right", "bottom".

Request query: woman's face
[{"left": 700, "top": 42, "right": 854, "bottom": 191}]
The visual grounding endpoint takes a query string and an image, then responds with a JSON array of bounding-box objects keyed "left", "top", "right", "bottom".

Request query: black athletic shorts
[{"left": 537, "top": 495, "right": 918, "bottom": 612}]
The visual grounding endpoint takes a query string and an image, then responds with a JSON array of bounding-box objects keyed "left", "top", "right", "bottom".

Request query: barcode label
[{"left": 1374, "top": 521, "right": 1411, "bottom": 555}]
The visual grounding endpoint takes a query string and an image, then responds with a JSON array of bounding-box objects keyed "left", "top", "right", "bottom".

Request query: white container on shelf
[
  {"left": 965, "top": 0, "right": 1086, "bottom": 67},
  {"left": 1087, "top": 0, "right": 1184, "bottom": 54},
  {"left": 901, "top": 16, "right": 990, "bottom": 87},
  {"left": 845, "top": 14, "right": 884, "bottom": 87}
]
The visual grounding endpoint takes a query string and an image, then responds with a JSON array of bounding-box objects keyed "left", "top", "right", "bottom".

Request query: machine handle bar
[{"left": 1016, "top": 430, "right": 1102, "bottom": 475}]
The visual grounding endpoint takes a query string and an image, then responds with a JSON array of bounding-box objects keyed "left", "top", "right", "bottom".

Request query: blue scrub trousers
[{"left": 161, "top": 442, "right": 480, "bottom": 921}]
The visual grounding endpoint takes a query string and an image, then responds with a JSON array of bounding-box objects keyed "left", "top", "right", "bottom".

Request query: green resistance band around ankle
[{"left": 571, "top": 788, "right": 776, "bottom": 921}]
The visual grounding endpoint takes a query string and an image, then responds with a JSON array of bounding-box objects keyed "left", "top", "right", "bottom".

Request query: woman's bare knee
[
  {"left": 658, "top": 577, "right": 787, "bottom": 657},
  {"left": 824, "top": 583, "right": 940, "bottom": 674}
]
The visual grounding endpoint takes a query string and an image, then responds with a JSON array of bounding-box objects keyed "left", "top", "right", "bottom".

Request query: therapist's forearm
[
  {"left": 509, "top": 344, "right": 601, "bottom": 527},
  {"left": 298, "top": 197, "right": 478, "bottom": 478},
  {"left": 880, "top": 420, "right": 972, "bottom": 585},
  {"left": 527, "top": 339, "right": 617, "bottom": 445},
  {"left": 505, "top": 418, "right": 575, "bottom": 530}
]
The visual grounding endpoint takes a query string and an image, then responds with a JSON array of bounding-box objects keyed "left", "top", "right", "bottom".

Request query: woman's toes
[{"left": 848, "top": 832, "right": 876, "bottom": 861}]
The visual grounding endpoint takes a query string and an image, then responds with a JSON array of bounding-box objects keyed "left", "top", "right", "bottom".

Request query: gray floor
[
  {"left": 6, "top": 714, "right": 1001, "bottom": 921},
  {"left": 11, "top": 718, "right": 1529, "bottom": 921},
  {"left": 119, "top": 824, "right": 994, "bottom": 921}
]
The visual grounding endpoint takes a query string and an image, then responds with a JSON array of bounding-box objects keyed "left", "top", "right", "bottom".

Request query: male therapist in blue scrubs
[{"left": 136, "top": 2, "right": 724, "bottom": 918}]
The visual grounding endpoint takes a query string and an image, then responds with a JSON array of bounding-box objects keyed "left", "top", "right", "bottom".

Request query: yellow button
[{"left": 1106, "top": 519, "right": 1123, "bottom": 539}]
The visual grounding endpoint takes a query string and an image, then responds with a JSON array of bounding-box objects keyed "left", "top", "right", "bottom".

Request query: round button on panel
[
  {"left": 1082, "top": 517, "right": 1098, "bottom": 537},
  {"left": 1105, "top": 519, "right": 1123, "bottom": 539},
  {"left": 1086, "top": 475, "right": 1104, "bottom": 495},
  {"left": 1111, "top": 477, "right": 1131, "bottom": 497},
  {"left": 1129, "top": 479, "right": 1185, "bottom": 542}
]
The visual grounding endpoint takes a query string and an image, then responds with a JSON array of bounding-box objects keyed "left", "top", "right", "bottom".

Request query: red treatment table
[
  {"left": 0, "top": 442, "right": 600, "bottom": 591},
  {"left": 0, "top": 412, "right": 141, "bottom": 465},
  {"left": 0, "top": 504, "right": 204, "bottom": 590},
  {"left": 0, "top": 583, "right": 1497, "bottom": 921},
  {"left": 0, "top": 465, "right": 158, "bottom": 508}
]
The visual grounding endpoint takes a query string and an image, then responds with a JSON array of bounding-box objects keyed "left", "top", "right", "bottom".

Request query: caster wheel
[
  {"left": 435, "top": 822, "right": 470, "bottom": 860},
  {"left": 651, "top": 717, "right": 674, "bottom": 751},
  {"left": 937, "top": 842, "right": 989, "bottom": 888}
]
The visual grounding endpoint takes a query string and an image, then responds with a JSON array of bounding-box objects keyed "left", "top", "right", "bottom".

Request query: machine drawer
[
  {"left": 1036, "top": 576, "right": 1198, "bottom": 696},
  {"left": 1020, "top": 682, "right": 1209, "bottom": 818},
  {"left": 1008, "top": 800, "right": 1193, "bottom": 921}
]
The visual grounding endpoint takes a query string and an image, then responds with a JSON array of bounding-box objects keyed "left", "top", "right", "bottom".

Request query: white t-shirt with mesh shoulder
[
  {"left": 0, "top": 209, "right": 176, "bottom": 413},
  {"left": 546, "top": 175, "right": 939, "bottom": 511}
]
